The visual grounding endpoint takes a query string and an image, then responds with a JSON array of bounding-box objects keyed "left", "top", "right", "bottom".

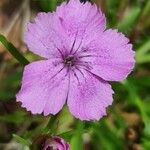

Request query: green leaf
[
  {"left": 136, "top": 40, "right": 150, "bottom": 63},
  {"left": 129, "top": 76, "right": 150, "bottom": 88},
  {"left": 106, "top": 0, "right": 121, "bottom": 27},
  {"left": 142, "top": 139, "right": 150, "bottom": 150},
  {"left": 123, "top": 80, "right": 147, "bottom": 119},
  {"left": 91, "top": 120, "right": 124, "bottom": 150},
  {"left": 70, "top": 121, "right": 84, "bottom": 150},
  {"left": 137, "top": 40, "right": 150, "bottom": 55},
  {"left": 0, "top": 67, "right": 21, "bottom": 101},
  {"left": 142, "top": 0, "right": 150, "bottom": 17},
  {"left": 58, "top": 130, "right": 74, "bottom": 141},
  {"left": 0, "top": 34, "right": 29, "bottom": 65},
  {"left": 38, "top": 0, "right": 57, "bottom": 12},
  {"left": 13, "top": 134, "right": 31, "bottom": 146},
  {"left": 0, "top": 111, "right": 27, "bottom": 124},
  {"left": 136, "top": 55, "right": 150, "bottom": 63},
  {"left": 117, "top": 6, "right": 141, "bottom": 34},
  {"left": 42, "top": 115, "right": 59, "bottom": 135}
]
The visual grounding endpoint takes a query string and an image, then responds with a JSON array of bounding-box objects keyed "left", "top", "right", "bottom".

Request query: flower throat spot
[{"left": 64, "top": 55, "right": 76, "bottom": 66}]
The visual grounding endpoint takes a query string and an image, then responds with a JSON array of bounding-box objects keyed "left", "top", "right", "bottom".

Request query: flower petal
[
  {"left": 16, "top": 60, "right": 69, "bottom": 115},
  {"left": 25, "top": 0, "right": 106, "bottom": 58},
  {"left": 56, "top": 0, "right": 106, "bottom": 51},
  {"left": 67, "top": 70, "right": 113, "bottom": 121},
  {"left": 24, "top": 12, "right": 68, "bottom": 58},
  {"left": 81, "top": 29, "right": 135, "bottom": 81}
]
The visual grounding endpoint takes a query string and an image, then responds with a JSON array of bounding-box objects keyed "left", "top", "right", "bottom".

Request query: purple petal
[
  {"left": 25, "top": 0, "right": 106, "bottom": 58},
  {"left": 16, "top": 60, "right": 69, "bottom": 115},
  {"left": 56, "top": 0, "right": 106, "bottom": 50},
  {"left": 43, "top": 136, "right": 70, "bottom": 150},
  {"left": 67, "top": 70, "right": 113, "bottom": 121},
  {"left": 24, "top": 12, "right": 69, "bottom": 58},
  {"left": 81, "top": 29, "right": 135, "bottom": 81}
]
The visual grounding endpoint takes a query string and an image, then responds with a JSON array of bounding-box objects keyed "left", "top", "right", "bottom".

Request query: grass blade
[{"left": 0, "top": 34, "right": 29, "bottom": 65}]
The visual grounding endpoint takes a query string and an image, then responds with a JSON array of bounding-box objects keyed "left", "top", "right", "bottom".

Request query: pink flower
[
  {"left": 43, "top": 137, "right": 69, "bottom": 150},
  {"left": 31, "top": 135, "right": 69, "bottom": 150},
  {"left": 16, "top": 0, "right": 135, "bottom": 120}
]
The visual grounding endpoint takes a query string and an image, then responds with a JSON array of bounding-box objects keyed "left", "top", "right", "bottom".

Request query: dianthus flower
[
  {"left": 43, "top": 137, "right": 69, "bottom": 150},
  {"left": 16, "top": 0, "right": 135, "bottom": 120},
  {"left": 31, "top": 135, "right": 69, "bottom": 150}
]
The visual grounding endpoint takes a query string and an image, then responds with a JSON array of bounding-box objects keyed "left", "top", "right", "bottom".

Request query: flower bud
[
  {"left": 43, "top": 136, "right": 69, "bottom": 150},
  {"left": 31, "top": 136, "right": 69, "bottom": 150}
]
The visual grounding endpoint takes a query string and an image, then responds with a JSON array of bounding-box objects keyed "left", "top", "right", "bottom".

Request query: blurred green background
[{"left": 0, "top": 0, "right": 150, "bottom": 149}]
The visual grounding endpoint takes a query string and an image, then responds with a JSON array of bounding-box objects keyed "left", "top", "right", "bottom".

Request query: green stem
[
  {"left": 43, "top": 115, "right": 59, "bottom": 135},
  {"left": 0, "top": 34, "right": 29, "bottom": 65}
]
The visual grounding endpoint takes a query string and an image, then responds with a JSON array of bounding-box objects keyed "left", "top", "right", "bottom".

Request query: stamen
[
  {"left": 75, "top": 66, "right": 86, "bottom": 79},
  {"left": 71, "top": 69, "right": 80, "bottom": 85},
  {"left": 78, "top": 54, "right": 96, "bottom": 58},
  {"left": 43, "top": 66, "right": 65, "bottom": 85},
  {"left": 56, "top": 47, "right": 64, "bottom": 59},
  {"left": 72, "top": 37, "right": 83, "bottom": 55},
  {"left": 64, "top": 55, "right": 75, "bottom": 66},
  {"left": 76, "top": 61, "right": 93, "bottom": 70},
  {"left": 70, "top": 32, "right": 78, "bottom": 54}
]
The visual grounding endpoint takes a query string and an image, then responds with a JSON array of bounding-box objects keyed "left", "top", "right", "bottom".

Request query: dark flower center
[{"left": 64, "top": 55, "right": 76, "bottom": 66}]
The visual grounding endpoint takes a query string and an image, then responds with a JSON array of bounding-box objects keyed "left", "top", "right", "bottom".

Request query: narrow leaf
[
  {"left": 117, "top": 6, "right": 141, "bottom": 34},
  {"left": 70, "top": 121, "right": 84, "bottom": 150},
  {"left": 13, "top": 134, "right": 31, "bottom": 146},
  {"left": 0, "top": 34, "right": 29, "bottom": 65}
]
